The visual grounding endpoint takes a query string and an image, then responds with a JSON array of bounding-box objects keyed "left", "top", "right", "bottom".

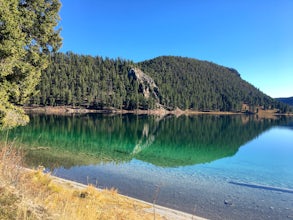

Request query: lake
[{"left": 2, "top": 114, "right": 293, "bottom": 220}]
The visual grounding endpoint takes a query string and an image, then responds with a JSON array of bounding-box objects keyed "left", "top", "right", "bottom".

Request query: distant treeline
[
  {"left": 30, "top": 52, "right": 153, "bottom": 110},
  {"left": 276, "top": 97, "right": 293, "bottom": 106},
  {"left": 28, "top": 52, "right": 291, "bottom": 113}
]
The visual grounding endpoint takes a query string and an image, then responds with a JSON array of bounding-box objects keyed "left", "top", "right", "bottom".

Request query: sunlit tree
[{"left": 0, "top": 0, "right": 62, "bottom": 128}]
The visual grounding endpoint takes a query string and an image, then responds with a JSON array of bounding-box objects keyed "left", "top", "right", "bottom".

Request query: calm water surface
[{"left": 2, "top": 114, "right": 293, "bottom": 220}]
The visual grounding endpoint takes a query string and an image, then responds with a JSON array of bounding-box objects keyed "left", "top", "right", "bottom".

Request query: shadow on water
[{"left": 1, "top": 114, "right": 292, "bottom": 169}]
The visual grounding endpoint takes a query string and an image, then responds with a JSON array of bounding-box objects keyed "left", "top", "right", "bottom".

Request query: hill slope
[
  {"left": 276, "top": 97, "right": 293, "bottom": 106},
  {"left": 28, "top": 53, "right": 290, "bottom": 113},
  {"left": 138, "top": 56, "right": 279, "bottom": 112}
]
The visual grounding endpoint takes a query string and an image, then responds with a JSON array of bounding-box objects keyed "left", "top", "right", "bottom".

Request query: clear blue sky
[{"left": 59, "top": 0, "right": 293, "bottom": 98}]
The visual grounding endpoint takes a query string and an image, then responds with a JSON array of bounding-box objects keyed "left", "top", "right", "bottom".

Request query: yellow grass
[{"left": 0, "top": 144, "right": 164, "bottom": 220}]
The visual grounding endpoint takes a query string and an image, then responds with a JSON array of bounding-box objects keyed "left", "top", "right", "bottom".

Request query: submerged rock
[{"left": 224, "top": 199, "right": 233, "bottom": 206}]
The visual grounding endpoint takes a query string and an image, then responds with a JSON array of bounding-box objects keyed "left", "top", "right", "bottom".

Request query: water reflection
[{"left": 2, "top": 114, "right": 292, "bottom": 169}]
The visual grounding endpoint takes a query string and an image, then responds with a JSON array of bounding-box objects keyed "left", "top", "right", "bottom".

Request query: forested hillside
[
  {"left": 28, "top": 52, "right": 291, "bottom": 113},
  {"left": 276, "top": 97, "right": 293, "bottom": 106},
  {"left": 30, "top": 52, "right": 157, "bottom": 110},
  {"left": 139, "top": 56, "right": 281, "bottom": 111}
]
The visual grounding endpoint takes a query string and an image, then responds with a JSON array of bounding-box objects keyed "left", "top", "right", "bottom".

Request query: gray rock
[{"left": 224, "top": 199, "right": 233, "bottom": 206}]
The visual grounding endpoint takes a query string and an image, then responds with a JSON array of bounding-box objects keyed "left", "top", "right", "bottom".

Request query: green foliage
[
  {"left": 30, "top": 53, "right": 291, "bottom": 113},
  {"left": 276, "top": 97, "right": 293, "bottom": 106},
  {"left": 139, "top": 56, "right": 288, "bottom": 112},
  {"left": 30, "top": 52, "right": 158, "bottom": 110},
  {"left": 0, "top": 0, "right": 62, "bottom": 129}
]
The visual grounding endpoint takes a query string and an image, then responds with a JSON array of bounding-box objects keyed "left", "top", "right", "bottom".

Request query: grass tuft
[{"left": 0, "top": 144, "right": 163, "bottom": 220}]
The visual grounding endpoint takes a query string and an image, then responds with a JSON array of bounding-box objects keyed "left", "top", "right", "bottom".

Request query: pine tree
[{"left": 0, "top": 0, "right": 62, "bottom": 128}]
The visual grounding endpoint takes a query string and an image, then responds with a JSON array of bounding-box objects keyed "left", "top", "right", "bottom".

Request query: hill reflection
[{"left": 2, "top": 114, "right": 292, "bottom": 169}]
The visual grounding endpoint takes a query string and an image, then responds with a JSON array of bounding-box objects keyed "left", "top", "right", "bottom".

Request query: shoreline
[
  {"left": 24, "top": 105, "right": 241, "bottom": 116},
  {"left": 50, "top": 173, "right": 207, "bottom": 220},
  {"left": 1, "top": 160, "right": 206, "bottom": 219},
  {"left": 23, "top": 106, "right": 293, "bottom": 118}
]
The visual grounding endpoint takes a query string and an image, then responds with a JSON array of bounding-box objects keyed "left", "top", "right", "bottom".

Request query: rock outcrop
[{"left": 128, "top": 68, "right": 161, "bottom": 104}]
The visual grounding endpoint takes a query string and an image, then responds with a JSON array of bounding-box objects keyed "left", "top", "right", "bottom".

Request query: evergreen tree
[
  {"left": 0, "top": 0, "right": 62, "bottom": 128},
  {"left": 29, "top": 53, "right": 292, "bottom": 114}
]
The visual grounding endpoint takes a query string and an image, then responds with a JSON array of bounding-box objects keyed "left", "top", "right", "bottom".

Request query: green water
[
  {"left": 2, "top": 114, "right": 288, "bottom": 168},
  {"left": 1, "top": 114, "right": 293, "bottom": 220}
]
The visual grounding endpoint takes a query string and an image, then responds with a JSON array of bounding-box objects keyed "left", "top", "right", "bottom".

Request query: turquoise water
[{"left": 2, "top": 114, "right": 293, "bottom": 219}]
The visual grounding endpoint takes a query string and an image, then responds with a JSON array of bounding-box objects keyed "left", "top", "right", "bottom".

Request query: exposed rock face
[{"left": 128, "top": 68, "right": 161, "bottom": 103}]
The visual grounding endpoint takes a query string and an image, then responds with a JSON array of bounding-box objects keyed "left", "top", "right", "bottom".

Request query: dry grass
[{"left": 0, "top": 144, "right": 164, "bottom": 220}]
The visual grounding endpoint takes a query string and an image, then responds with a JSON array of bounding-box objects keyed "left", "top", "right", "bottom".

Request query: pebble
[{"left": 224, "top": 200, "right": 233, "bottom": 206}]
